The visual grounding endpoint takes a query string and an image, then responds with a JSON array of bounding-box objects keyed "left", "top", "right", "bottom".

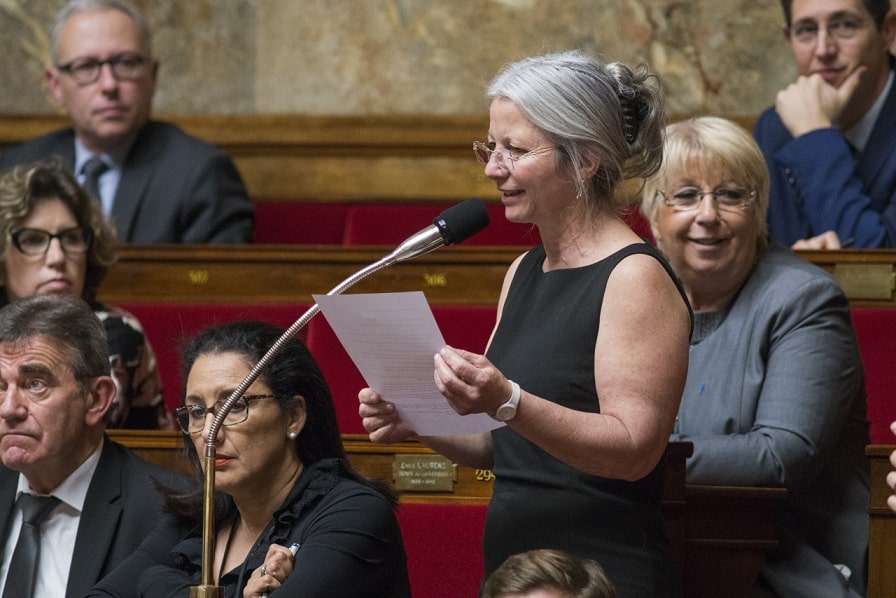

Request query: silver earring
[{"left": 287, "top": 431, "right": 298, "bottom": 439}]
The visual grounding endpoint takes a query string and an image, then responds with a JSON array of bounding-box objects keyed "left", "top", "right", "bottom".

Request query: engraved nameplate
[
  {"left": 832, "top": 264, "right": 895, "bottom": 300},
  {"left": 393, "top": 455, "right": 457, "bottom": 492}
]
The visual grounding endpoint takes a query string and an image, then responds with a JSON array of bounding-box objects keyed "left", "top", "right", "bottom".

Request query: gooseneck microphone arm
[{"left": 190, "top": 198, "right": 490, "bottom": 596}]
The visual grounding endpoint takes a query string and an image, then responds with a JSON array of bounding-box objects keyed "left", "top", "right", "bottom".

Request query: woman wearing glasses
[
  {"left": 641, "top": 116, "right": 869, "bottom": 598},
  {"left": 89, "top": 320, "right": 411, "bottom": 598},
  {"left": 0, "top": 158, "right": 168, "bottom": 428},
  {"left": 359, "top": 51, "right": 691, "bottom": 597}
]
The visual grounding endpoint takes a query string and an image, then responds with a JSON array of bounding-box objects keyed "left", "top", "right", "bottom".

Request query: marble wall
[{"left": 0, "top": 0, "right": 884, "bottom": 118}]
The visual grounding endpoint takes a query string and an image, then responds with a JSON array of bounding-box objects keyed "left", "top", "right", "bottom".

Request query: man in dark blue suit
[
  {"left": 0, "top": 0, "right": 253, "bottom": 244},
  {"left": 755, "top": 0, "right": 896, "bottom": 248},
  {"left": 0, "top": 295, "right": 184, "bottom": 598}
]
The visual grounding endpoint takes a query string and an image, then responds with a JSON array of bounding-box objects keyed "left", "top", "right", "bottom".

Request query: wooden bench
[
  {"left": 98, "top": 245, "right": 896, "bottom": 307},
  {"left": 108, "top": 430, "right": 782, "bottom": 598},
  {"left": 97, "top": 245, "right": 896, "bottom": 597},
  {"left": 99, "top": 246, "right": 896, "bottom": 430},
  {"left": 0, "top": 114, "right": 756, "bottom": 205},
  {"left": 0, "top": 114, "right": 711, "bottom": 246}
]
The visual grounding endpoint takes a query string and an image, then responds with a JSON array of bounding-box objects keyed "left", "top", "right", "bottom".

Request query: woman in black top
[{"left": 358, "top": 50, "right": 691, "bottom": 597}]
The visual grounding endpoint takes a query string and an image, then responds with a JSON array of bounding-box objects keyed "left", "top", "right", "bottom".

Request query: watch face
[{"left": 495, "top": 404, "right": 516, "bottom": 422}]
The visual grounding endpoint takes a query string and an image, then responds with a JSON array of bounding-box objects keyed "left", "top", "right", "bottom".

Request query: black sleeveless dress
[{"left": 484, "top": 243, "right": 686, "bottom": 598}]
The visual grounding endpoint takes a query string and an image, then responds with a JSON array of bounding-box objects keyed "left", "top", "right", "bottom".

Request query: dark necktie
[
  {"left": 2, "top": 494, "right": 60, "bottom": 598},
  {"left": 81, "top": 157, "right": 108, "bottom": 204}
]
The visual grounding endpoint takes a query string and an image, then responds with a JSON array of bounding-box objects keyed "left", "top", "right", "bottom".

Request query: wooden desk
[
  {"left": 866, "top": 445, "right": 895, "bottom": 598},
  {"left": 684, "top": 485, "right": 784, "bottom": 598},
  {"left": 798, "top": 249, "right": 896, "bottom": 306},
  {"left": 98, "top": 245, "right": 896, "bottom": 308},
  {"left": 107, "top": 431, "right": 781, "bottom": 598},
  {"left": 99, "top": 244, "right": 514, "bottom": 306}
]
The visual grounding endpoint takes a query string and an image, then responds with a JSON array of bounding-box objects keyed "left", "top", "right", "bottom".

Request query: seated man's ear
[{"left": 84, "top": 376, "right": 117, "bottom": 426}]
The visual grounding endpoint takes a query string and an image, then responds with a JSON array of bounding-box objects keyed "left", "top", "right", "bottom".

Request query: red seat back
[
  {"left": 397, "top": 502, "right": 487, "bottom": 598},
  {"left": 850, "top": 307, "right": 896, "bottom": 444},
  {"left": 251, "top": 200, "right": 652, "bottom": 246},
  {"left": 342, "top": 203, "right": 540, "bottom": 246},
  {"left": 117, "top": 302, "right": 310, "bottom": 412},
  {"left": 623, "top": 206, "right": 654, "bottom": 244},
  {"left": 253, "top": 201, "right": 348, "bottom": 244}
]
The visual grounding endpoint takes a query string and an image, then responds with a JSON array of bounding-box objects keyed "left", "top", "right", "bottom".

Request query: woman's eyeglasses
[
  {"left": 472, "top": 141, "right": 557, "bottom": 171},
  {"left": 10, "top": 226, "right": 93, "bottom": 256},
  {"left": 658, "top": 187, "right": 757, "bottom": 211},
  {"left": 174, "top": 394, "right": 277, "bottom": 435}
]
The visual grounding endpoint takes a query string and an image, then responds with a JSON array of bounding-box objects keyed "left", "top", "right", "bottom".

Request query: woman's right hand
[
  {"left": 243, "top": 543, "right": 299, "bottom": 598},
  {"left": 358, "top": 388, "right": 417, "bottom": 444}
]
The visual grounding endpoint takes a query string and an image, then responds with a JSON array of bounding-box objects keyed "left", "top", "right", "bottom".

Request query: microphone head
[{"left": 433, "top": 198, "right": 490, "bottom": 245}]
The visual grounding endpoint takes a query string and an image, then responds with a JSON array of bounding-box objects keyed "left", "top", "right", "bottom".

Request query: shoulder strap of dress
[{"left": 610, "top": 243, "right": 694, "bottom": 333}]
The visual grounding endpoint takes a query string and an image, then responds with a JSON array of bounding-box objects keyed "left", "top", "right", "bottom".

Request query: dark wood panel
[
  {"left": 99, "top": 244, "right": 515, "bottom": 306},
  {"left": 97, "top": 245, "right": 896, "bottom": 308},
  {"left": 866, "top": 445, "right": 895, "bottom": 598}
]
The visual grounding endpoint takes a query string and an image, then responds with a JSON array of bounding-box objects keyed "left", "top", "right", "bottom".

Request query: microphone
[
  {"left": 191, "top": 198, "right": 490, "bottom": 595},
  {"left": 386, "top": 198, "right": 490, "bottom": 263}
]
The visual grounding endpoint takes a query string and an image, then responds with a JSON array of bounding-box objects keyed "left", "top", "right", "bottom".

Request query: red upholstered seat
[
  {"left": 305, "top": 304, "right": 496, "bottom": 434},
  {"left": 850, "top": 308, "right": 896, "bottom": 444},
  {"left": 304, "top": 314, "right": 366, "bottom": 434},
  {"left": 622, "top": 205, "right": 654, "bottom": 244},
  {"left": 252, "top": 201, "right": 348, "bottom": 244},
  {"left": 117, "top": 302, "right": 310, "bottom": 412},
  {"left": 251, "top": 200, "right": 652, "bottom": 246},
  {"left": 397, "top": 502, "right": 487, "bottom": 598},
  {"left": 342, "top": 203, "right": 540, "bottom": 246}
]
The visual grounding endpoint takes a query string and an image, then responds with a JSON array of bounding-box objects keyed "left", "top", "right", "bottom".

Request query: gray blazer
[
  {"left": 671, "top": 244, "right": 869, "bottom": 597},
  {"left": 0, "top": 120, "right": 254, "bottom": 244},
  {"left": 0, "top": 437, "right": 185, "bottom": 598}
]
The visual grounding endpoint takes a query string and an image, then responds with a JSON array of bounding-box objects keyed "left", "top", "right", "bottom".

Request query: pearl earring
[{"left": 287, "top": 431, "right": 298, "bottom": 439}]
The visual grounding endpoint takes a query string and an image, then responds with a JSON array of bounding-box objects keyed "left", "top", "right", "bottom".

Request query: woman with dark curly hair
[{"left": 0, "top": 158, "right": 168, "bottom": 428}]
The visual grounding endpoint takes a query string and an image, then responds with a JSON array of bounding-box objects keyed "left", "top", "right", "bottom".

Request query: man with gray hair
[
  {"left": 0, "top": 295, "right": 184, "bottom": 597},
  {"left": 0, "top": 0, "right": 253, "bottom": 244}
]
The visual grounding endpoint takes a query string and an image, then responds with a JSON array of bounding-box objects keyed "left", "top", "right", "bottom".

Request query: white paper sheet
[{"left": 314, "top": 292, "right": 501, "bottom": 435}]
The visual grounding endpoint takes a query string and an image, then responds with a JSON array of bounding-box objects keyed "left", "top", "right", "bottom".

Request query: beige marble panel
[
  {"left": 0, "top": 0, "right": 892, "bottom": 117},
  {"left": 254, "top": 0, "right": 792, "bottom": 116}
]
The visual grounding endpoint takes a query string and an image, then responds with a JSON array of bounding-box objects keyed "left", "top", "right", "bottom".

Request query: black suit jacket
[
  {"left": 0, "top": 120, "right": 254, "bottom": 243},
  {"left": 0, "top": 437, "right": 185, "bottom": 598}
]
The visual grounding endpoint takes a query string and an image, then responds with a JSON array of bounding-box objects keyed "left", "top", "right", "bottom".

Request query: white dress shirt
[
  {"left": 844, "top": 69, "right": 894, "bottom": 152},
  {"left": 0, "top": 439, "right": 103, "bottom": 597},
  {"left": 74, "top": 140, "right": 126, "bottom": 217}
]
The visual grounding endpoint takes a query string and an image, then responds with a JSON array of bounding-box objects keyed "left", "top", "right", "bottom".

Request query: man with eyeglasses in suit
[
  {"left": 755, "top": 0, "right": 896, "bottom": 248},
  {"left": 0, "top": 0, "right": 254, "bottom": 244}
]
